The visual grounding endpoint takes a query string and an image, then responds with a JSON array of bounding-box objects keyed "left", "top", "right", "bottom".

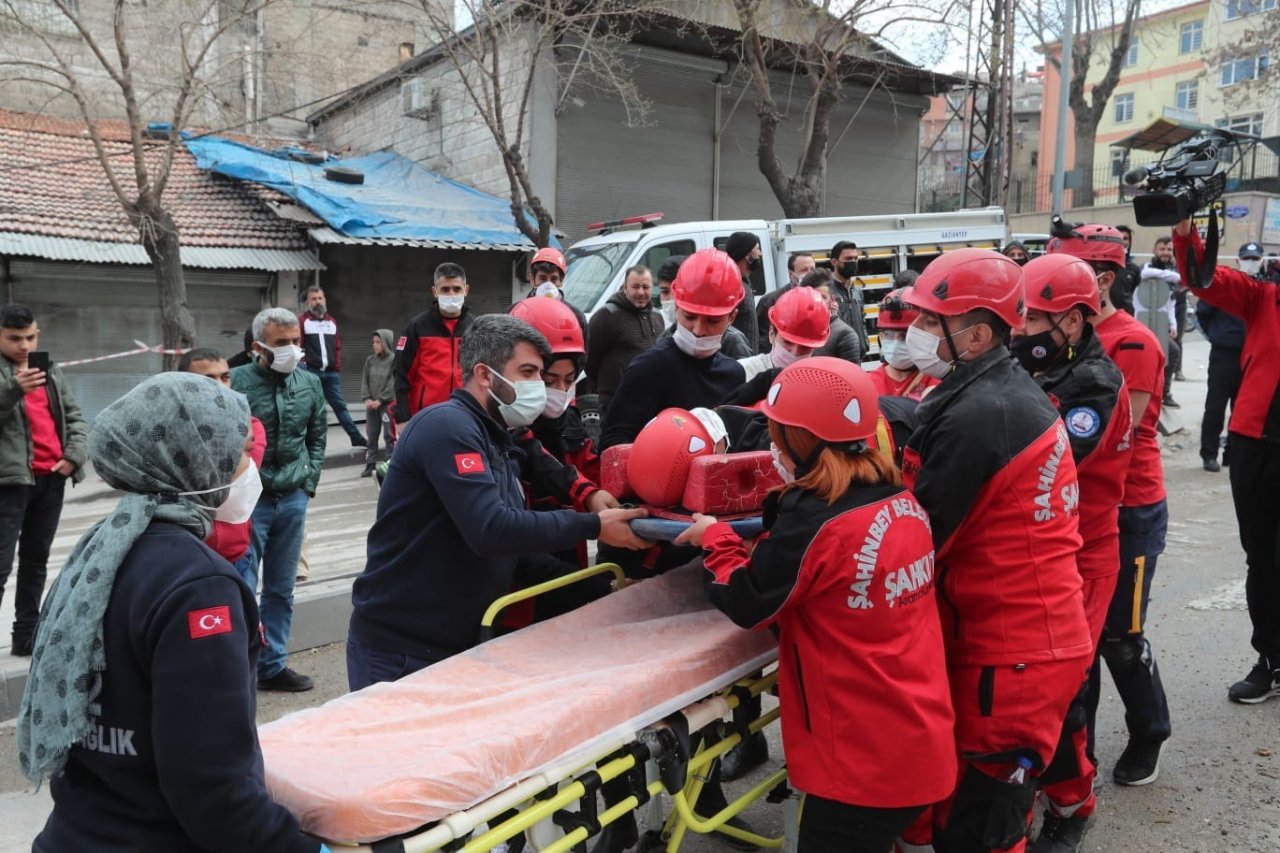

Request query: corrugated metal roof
[
  {"left": 0, "top": 232, "right": 325, "bottom": 271},
  {"left": 308, "top": 226, "right": 529, "bottom": 253}
]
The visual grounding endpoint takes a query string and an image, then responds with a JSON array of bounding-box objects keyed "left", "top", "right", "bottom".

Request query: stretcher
[{"left": 261, "top": 564, "right": 786, "bottom": 853}]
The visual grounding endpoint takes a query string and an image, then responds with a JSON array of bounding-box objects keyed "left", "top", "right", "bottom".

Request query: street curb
[{"left": 0, "top": 577, "right": 355, "bottom": 721}]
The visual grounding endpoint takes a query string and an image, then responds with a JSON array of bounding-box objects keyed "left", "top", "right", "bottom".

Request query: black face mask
[
  {"left": 1011, "top": 327, "right": 1068, "bottom": 374},
  {"left": 747, "top": 256, "right": 762, "bottom": 271},
  {"left": 839, "top": 261, "right": 859, "bottom": 278}
]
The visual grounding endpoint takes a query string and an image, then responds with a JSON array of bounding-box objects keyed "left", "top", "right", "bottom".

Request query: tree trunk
[
  {"left": 138, "top": 203, "right": 197, "bottom": 371},
  {"left": 1072, "top": 119, "right": 1099, "bottom": 207}
]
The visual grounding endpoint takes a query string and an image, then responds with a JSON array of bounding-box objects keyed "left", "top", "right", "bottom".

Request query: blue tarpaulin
[{"left": 185, "top": 136, "right": 540, "bottom": 249}]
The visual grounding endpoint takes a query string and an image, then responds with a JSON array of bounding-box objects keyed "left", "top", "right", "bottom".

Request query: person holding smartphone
[{"left": 0, "top": 303, "right": 87, "bottom": 657}]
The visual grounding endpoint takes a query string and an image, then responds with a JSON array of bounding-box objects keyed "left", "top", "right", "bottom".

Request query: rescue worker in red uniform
[
  {"left": 896, "top": 249, "right": 1092, "bottom": 853},
  {"left": 1011, "top": 254, "right": 1134, "bottom": 853},
  {"left": 724, "top": 286, "right": 832, "bottom": 407},
  {"left": 677, "top": 357, "right": 956, "bottom": 853},
  {"left": 1173, "top": 217, "right": 1280, "bottom": 704},
  {"left": 394, "top": 262, "right": 474, "bottom": 422},
  {"left": 1049, "top": 224, "right": 1173, "bottom": 788},
  {"left": 868, "top": 288, "right": 939, "bottom": 401}
]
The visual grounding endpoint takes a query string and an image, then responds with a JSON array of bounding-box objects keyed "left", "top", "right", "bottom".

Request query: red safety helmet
[
  {"left": 530, "top": 247, "right": 567, "bottom": 275},
  {"left": 768, "top": 287, "right": 830, "bottom": 347},
  {"left": 509, "top": 298, "right": 584, "bottom": 356},
  {"left": 672, "top": 248, "right": 744, "bottom": 317},
  {"left": 1046, "top": 223, "right": 1127, "bottom": 268},
  {"left": 875, "top": 287, "right": 919, "bottom": 331},
  {"left": 628, "top": 408, "right": 716, "bottom": 507},
  {"left": 762, "top": 357, "right": 879, "bottom": 443},
  {"left": 1021, "top": 254, "right": 1101, "bottom": 316},
  {"left": 907, "top": 248, "right": 1026, "bottom": 330}
]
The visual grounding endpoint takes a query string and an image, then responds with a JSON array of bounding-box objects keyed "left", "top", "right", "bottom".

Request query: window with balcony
[
  {"left": 1175, "top": 80, "right": 1199, "bottom": 111},
  {"left": 1220, "top": 51, "right": 1270, "bottom": 86},
  {"left": 1179, "top": 20, "right": 1203, "bottom": 52},
  {"left": 1114, "top": 93, "right": 1135, "bottom": 123}
]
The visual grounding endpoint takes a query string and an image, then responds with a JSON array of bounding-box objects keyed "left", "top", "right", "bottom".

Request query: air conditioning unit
[{"left": 402, "top": 78, "right": 437, "bottom": 119}]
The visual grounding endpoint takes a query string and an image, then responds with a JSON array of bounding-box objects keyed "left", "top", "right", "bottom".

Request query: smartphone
[{"left": 26, "top": 352, "right": 50, "bottom": 373}]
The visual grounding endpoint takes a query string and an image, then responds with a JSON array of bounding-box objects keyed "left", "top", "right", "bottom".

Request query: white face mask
[
  {"left": 905, "top": 325, "right": 951, "bottom": 380},
  {"left": 535, "top": 282, "right": 563, "bottom": 300},
  {"left": 542, "top": 386, "right": 572, "bottom": 419},
  {"left": 880, "top": 337, "right": 916, "bottom": 371},
  {"left": 770, "top": 340, "right": 803, "bottom": 370},
  {"left": 487, "top": 367, "right": 547, "bottom": 428},
  {"left": 1239, "top": 258, "right": 1262, "bottom": 277},
  {"left": 770, "top": 442, "right": 795, "bottom": 483},
  {"left": 438, "top": 294, "right": 465, "bottom": 316},
  {"left": 261, "top": 343, "right": 302, "bottom": 374},
  {"left": 660, "top": 300, "right": 678, "bottom": 326},
  {"left": 672, "top": 322, "right": 723, "bottom": 359},
  {"left": 179, "top": 459, "right": 263, "bottom": 525}
]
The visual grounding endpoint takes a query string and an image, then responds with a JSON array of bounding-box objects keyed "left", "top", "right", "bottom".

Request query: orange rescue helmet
[
  {"left": 762, "top": 357, "right": 879, "bottom": 443},
  {"left": 907, "top": 248, "right": 1026, "bottom": 330},
  {"left": 1021, "top": 254, "right": 1101, "bottom": 316},
  {"left": 672, "top": 248, "right": 745, "bottom": 317},
  {"left": 509, "top": 298, "right": 584, "bottom": 356},
  {"left": 768, "top": 287, "right": 831, "bottom": 347}
]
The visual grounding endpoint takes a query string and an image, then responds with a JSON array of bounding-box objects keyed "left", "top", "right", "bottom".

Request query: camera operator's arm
[{"left": 1172, "top": 219, "right": 1266, "bottom": 323}]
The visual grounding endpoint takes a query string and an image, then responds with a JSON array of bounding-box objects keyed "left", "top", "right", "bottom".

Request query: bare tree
[
  {"left": 0, "top": 0, "right": 279, "bottom": 364},
  {"left": 400, "top": 0, "right": 657, "bottom": 247},
  {"left": 732, "top": 0, "right": 962, "bottom": 218},
  {"left": 1021, "top": 0, "right": 1142, "bottom": 207},
  {"left": 1205, "top": 9, "right": 1279, "bottom": 116}
]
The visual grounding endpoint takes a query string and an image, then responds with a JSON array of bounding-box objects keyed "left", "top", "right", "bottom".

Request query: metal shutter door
[
  {"left": 555, "top": 51, "right": 720, "bottom": 243},
  {"left": 9, "top": 261, "right": 267, "bottom": 418}
]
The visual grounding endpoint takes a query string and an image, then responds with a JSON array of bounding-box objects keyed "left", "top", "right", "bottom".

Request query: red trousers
[
  {"left": 1036, "top": 573, "right": 1118, "bottom": 819},
  {"left": 899, "top": 655, "right": 1091, "bottom": 852}
]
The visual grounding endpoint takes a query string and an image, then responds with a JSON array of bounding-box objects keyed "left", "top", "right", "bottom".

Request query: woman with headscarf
[{"left": 21, "top": 373, "right": 328, "bottom": 853}]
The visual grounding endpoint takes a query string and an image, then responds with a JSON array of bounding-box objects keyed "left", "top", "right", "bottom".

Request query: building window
[
  {"left": 1179, "top": 20, "right": 1203, "bottom": 52},
  {"left": 1123, "top": 39, "right": 1139, "bottom": 68},
  {"left": 1175, "top": 80, "right": 1199, "bottom": 111},
  {"left": 1226, "top": 0, "right": 1276, "bottom": 19},
  {"left": 0, "top": 0, "right": 78, "bottom": 36},
  {"left": 1220, "top": 51, "right": 1270, "bottom": 86},
  {"left": 1114, "top": 93, "right": 1135, "bottom": 123},
  {"left": 1215, "top": 113, "right": 1265, "bottom": 137}
]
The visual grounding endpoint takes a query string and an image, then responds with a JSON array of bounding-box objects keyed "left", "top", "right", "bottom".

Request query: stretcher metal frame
[{"left": 323, "top": 564, "right": 792, "bottom": 853}]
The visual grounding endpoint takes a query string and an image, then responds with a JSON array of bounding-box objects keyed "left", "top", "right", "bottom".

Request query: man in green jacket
[
  {"left": 232, "top": 307, "right": 327, "bottom": 692},
  {"left": 0, "top": 304, "right": 87, "bottom": 656}
]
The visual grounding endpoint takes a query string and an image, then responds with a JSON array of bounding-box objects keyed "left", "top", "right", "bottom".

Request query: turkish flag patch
[
  {"left": 396, "top": 336, "right": 407, "bottom": 351},
  {"left": 454, "top": 452, "right": 486, "bottom": 475},
  {"left": 188, "top": 606, "right": 233, "bottom": 640}
]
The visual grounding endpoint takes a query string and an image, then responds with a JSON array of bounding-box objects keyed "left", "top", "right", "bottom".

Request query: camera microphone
[{"left": 1123, "top": 166, "right": 1150, "bottom": 187}]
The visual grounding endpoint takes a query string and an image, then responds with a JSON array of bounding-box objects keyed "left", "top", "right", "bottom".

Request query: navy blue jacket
[
  {"left": 35, "top": 523, "right": 317, "bottom": 853},
  {"left": 1196, "top": 300, "right": 1246, "bottom": 350},
  {"left": 350, "top": 390, "right": 601, "bottom": 660},
  {"left": 599, "top": 337, "right": 746, "bottom": 450}
]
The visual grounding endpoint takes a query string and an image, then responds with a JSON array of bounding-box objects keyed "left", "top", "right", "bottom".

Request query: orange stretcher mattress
[{"left": 260, "top": 565, "right": 778, "bottom": 843}]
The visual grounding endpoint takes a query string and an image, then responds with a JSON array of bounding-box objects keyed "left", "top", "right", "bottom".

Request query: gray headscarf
[{"left": 18, "top": 373, "right": 250, "bottom": 784}]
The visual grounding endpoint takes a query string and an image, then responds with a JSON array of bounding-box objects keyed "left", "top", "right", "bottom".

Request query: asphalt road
[{"left": 1, "top": 337, "right": 1278, "bottom": 852}]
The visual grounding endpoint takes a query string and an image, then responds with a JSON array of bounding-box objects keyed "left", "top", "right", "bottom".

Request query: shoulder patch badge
[
  {"left": 1065, "top": 406, "right": 1101, "bottom": 439},
  {"left": 454, "top": 452, "right": 486, "bottom": 475}
]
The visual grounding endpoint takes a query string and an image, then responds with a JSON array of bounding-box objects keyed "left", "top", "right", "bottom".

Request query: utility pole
[
  {"left": 961, "top": 0, "right": 1015, "bottom": 208},
  {"left": 1051, "top": 0, "right": 1075, "bottom": 213}
]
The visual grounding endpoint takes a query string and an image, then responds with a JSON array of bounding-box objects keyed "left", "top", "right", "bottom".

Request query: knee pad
[{"left": 940, "top": 764, "right": 1035, "bottom": 852}]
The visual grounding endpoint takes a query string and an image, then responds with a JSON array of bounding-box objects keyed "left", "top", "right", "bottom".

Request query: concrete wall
[
  {"left": 311, "top": 25, "right": 537, "bottom": 200},
  {"left": 0, "top": 0, "right": 421, "bottom": 134}
]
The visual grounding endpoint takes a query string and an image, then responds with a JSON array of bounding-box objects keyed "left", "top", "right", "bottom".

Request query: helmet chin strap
[{"left": 940, "top": 316, "right": 965, "bottom": 366}]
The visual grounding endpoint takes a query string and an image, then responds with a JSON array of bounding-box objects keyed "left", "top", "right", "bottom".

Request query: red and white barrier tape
[{"left": 58, "top": 340, "right": 191, "bottom": 368}]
